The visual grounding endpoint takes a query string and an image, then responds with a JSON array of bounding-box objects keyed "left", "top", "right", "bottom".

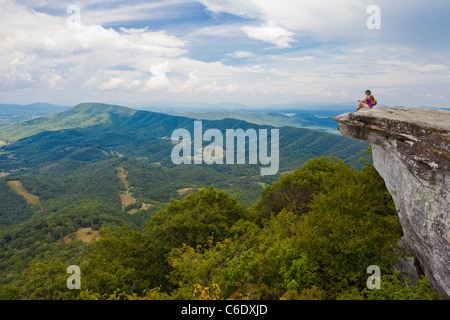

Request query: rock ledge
[{"left": 333, "top": 107, "right": 450, "bottom": 297}]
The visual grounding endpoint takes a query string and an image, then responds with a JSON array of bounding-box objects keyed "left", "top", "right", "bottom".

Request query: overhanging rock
[{"left": 333, "top": 107, "right": 450, "bottom": 297}]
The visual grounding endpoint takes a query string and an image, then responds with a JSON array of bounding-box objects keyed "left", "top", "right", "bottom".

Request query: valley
[{"left": 0, "top": 102, "right": 382, "bottom": 300}]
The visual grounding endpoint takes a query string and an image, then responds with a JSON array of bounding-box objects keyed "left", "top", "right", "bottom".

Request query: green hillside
[
  {"left": 0, "top": 103, "right": 370, "bottom": 211},
  {"left": 0, "top": 103, "right": 139, "bottom": 142},
  {"left": 3, "top": 102, "right": 414, "bottom": 301},
  {"left": 0, "top": 103, "right": 368, "bottom": 171},
  {"left": 1, "top": 157, "right": 440, "bottom": 300}
]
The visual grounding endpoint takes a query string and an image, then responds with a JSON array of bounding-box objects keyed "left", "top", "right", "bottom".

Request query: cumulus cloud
[
  {"left": 99, "top": 77, "right": 125, "bottom": 90},
  {"left": 0, "top": 0, "right": 186, "bottom": 93},
  {"left": 242, "top": 24, "right": 296, "bottom": 48},
  {"left": 182, "top": 72, "right": 201, "bottom": 91},
  {"left": 142, "top": 61, "right": 171, "bottom": 91},
  {"left": 1, "top": 0, "right": 449, "bottom": 107}
]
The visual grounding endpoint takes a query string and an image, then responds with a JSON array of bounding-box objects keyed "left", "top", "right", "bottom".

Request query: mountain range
[
  {"left": 0, "top": 102, "right": 369, "bottom": 170},
  {"left": 0, "top": 102, "right": 370, "bottom": 285},
  {"left": 0, "top": 103, "right": 70, "bottom": 124}
]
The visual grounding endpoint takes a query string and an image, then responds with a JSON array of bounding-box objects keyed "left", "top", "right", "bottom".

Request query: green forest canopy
[{"left": 0, "top": 157, "right": 443, "bottom": 300}]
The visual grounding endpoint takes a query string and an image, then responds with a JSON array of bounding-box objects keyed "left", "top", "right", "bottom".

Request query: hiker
[{"left": 357, "top": 90, "right": 376, "bottom": 110}]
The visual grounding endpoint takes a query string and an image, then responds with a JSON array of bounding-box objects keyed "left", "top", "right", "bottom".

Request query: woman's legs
[{"left": 357, "top": 102, "right": 368, "bottom": 110}]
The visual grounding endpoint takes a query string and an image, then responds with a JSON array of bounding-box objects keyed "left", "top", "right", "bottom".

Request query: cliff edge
[{"left": 333, "top": 107, "right": 450, "bottom": 297}]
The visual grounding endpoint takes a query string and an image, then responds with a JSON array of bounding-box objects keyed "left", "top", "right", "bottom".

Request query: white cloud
[
  {"left": 39, "top": 69, "right": 63, "bottom": 90},
  {"left": 182, "top": 72, "right": 201, "bottom": 91},
  {"left": 226, "top": 50, "right": 255, "bottom": 59},
  {"left": 99, "top": 77, "right": 125, "bottom": 90},
  {"left": 412, "top": 64, "right": 448, "bottom": 73},
  {"left": 17, "top": 0, "right": 195, "bottom": 26},
  {"left": 199, "top": 0, "right": 366, "bottom": 40},
  {"left": 0, "top": 0, "right": 449, "bottom": 107},
  {"left": 242, "top": 24, "right": 295, "bottom": 48},
  {"left": 0, "top": 1, "right": 186, "bottom": 93},
  {"left": 142, "top": 61, "right": 171, "bottom": 91}
]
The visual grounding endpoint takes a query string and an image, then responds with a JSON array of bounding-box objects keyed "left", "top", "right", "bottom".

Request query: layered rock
[{"left": 333, "top": 107, "right": 450, "bottom": 297}]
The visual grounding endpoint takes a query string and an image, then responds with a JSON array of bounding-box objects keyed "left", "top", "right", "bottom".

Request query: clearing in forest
[
  {"left": 177, "top": 187, "right": 196, "bottom": 197},
  {"left": 59, "top": 227, "right": 100, "bottom": 243},
  {"left": 116, "top": 166, "right": 151, "bottom": 213},
  {"left": 7, "top": 180, "right": 43, "bottom": 209},
  {"left": 116, "top": 166, "right": 134, "bottom": 211}
]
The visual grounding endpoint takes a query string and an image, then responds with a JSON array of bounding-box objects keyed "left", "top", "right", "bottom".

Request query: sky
[{"left": 1, "top": 0, "right": 449, "bottom": 109}]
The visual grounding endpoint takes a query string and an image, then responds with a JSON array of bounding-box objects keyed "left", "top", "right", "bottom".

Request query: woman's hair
[{"left": 365, "top": 90, "right": 371, "bottom": 94}]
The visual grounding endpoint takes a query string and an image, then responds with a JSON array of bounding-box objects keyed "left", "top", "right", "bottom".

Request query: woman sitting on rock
[{"left": 357, "top": 90, "right": 376, "bottom": 110}]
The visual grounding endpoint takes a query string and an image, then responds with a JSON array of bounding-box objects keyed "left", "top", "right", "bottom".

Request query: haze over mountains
[
  {"left": 2, "top": 102, "right": 447, "bottom": 131},
  {"left": 0, "top": 103, "right": 70, "bottom": 124},
  {"left": 0, "top": 101, "right": 368, "bottom": 137},
  {"left": 0, "top": 101, "right": 354, "bottom": 126}
]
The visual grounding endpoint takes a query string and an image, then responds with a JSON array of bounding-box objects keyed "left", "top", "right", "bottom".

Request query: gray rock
[{"left": 333, "top": 107, "right": 450, "bottom": 297}]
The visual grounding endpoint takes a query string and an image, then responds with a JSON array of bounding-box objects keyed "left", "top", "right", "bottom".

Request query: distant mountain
[
  {"left": 0, "top": 102, "right": 70, "bottom": 124},
  {"left": 0, "top": 102, "right": 218, "bottom": 143},
  {"left": 134, "top": 101, "right": 251, "bottom": 113},
  {"left": 0, "top": 103, "right": 140, "bottom": 142},
  {"left": 176, "top": 111, "right": 340, "bottom": 134},
  {"left": 131, "top": 100, "right": 359, "bottom": 113},
  {"left": 0, "top": 102, "right": 369, "bottom": 172}
]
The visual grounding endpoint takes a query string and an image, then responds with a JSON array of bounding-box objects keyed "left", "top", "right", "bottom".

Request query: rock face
[{"left": 333, "top": 107, "right": 450, "bottom": 297}]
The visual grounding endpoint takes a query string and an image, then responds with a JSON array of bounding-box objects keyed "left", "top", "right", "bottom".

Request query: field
[
  {"left": 58, "top": 227, "right": 100, "bottom": 243},
  {"left": 116, "top": 167, "right": 135, "bottom": 211},
  {"left": 117, "top": 166, "right": 152, "bottom": 214},
  {"left": 177, "top": 187, "right": 196, "bottom": 196},
  {"left": 7, "top": 180, "right": 42, "bottom": 209}
]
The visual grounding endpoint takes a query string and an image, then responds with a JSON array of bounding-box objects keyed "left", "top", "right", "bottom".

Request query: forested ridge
[
  {"left": 0, "top": 156, "right": 443, "bottom": 300},
  {"left": 0, "top": 103, "right": 443, "bottom": 300}
]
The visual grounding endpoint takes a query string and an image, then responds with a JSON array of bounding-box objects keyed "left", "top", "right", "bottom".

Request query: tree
[
  {"left": 21, "top": 259, "right": 79, "bottom": 300},
  {"left": 337, "top": 272, "right": 445, "bottom": 300},
  {"left": 144, "top": 186, "right": 248, "bottom": 291},
  {"left": 291, "top": 159, "right": 404, "bottom": 297},
  {"left": 80, "top": 226, "right": 149, "bottom": 296},
  {"left": 167, "top": 214, "right": 321, "bottom": 300},
  {"left": 0, "top": 284, "right": 23, "bottom": 300},
  {"left": 253, "top": 157, "right": 349, "bottom": 220},
  {"left": 249, "top": 156, "right": 406, "bottom": 298},
  {"left": 145, "top": 186, "right": 247, "bottom": 248}
]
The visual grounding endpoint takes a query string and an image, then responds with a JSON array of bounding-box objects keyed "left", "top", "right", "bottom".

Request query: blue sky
[{"left": 1, "top": 0, "right": 449, "bottom": 109}]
